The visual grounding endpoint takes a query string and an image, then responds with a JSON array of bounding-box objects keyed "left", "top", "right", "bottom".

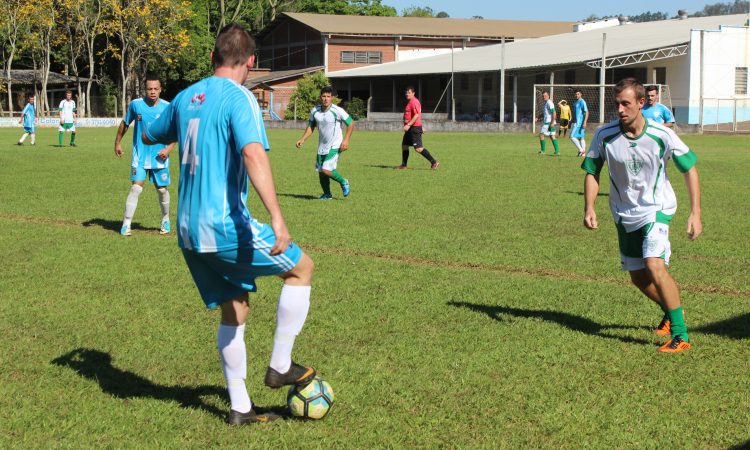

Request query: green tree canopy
[{"left": 284, "top": 71, "right": 338, "bottom": 120}]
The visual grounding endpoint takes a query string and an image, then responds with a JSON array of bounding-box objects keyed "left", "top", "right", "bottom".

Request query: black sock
[
  {"left": 318, "top": 172, "right": 331, "bottom": 195},
  {"left": 420, "top": 148, "right": 436, "bottom": 164},
  {"left": 401, "top": 149, "right": 409, "bottom": 166}
]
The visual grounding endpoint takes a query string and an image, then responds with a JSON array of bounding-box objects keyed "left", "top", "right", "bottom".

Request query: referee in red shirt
[{"left": 396, "top": 86, "right": 439, "bottom": 170}]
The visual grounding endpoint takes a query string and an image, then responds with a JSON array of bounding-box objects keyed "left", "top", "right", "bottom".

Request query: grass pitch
[{"left": 0, "top": 127, "right": 748, "bottom": 448}]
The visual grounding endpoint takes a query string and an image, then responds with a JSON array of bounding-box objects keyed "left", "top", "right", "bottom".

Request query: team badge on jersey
[
  {"left": 188, "top": 93, "right": 206, "bottom": 110},
  {"left": 137, "top": 114, "right": 142, "bottom": 121},
  {"left": 626, "top": 158, "right": 644, "bottom": 175}
]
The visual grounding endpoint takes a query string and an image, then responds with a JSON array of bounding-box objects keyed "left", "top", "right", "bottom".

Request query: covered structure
[{"left": 329, "top": 14, "right": 750, "bottom": 126}]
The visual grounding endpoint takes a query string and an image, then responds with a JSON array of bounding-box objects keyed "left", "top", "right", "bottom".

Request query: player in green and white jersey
[
  {"left": 296, "top": 86, "right": 355, "bottom": 200},
  {"left": 58, "top": 90, "right": 78, "bottom": 147},
  {"left": 538, "top": 90, "right": 560, "bottom": 155},
  {"left": 581, "top": 78, "right": 702, "bottom": 353}
]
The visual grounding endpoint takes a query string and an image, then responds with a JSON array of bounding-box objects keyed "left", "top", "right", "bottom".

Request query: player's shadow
[
  {"left": 278, "top": 193, "right": 319, "bottom": 200},
  {"left": 448, "top": 301, "right": 651, "bottom": 345},
  {"left": 695, "top": 312, "right": 750, "bottom": 340},
  {"left": 52, "top": 348, "right": 289, "bottom": 421},
  {"left": 365, "top": 164, "right": 399, "bottom": 170},
  {"left": 729, "top": 439, "right": 750, "bottom": 450},
  {"left": 565, "top": 190, "right": 609, "bottom": 197},
  {"left": 82, "top": 218, "right": 159, "bottom": 233}
]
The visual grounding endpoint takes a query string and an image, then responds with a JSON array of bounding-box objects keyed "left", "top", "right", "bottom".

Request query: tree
[
  {"left": 24, "top": 0, "right": 57, "bottom": 117},
  {"left": 692, "top": 0, "right": 749, "bottom": 16},
  {"left": 0, "top": 0, "right": 30, "bottom": 114},
  {"left": 629, "top": 11, "right": 669, "bottom": 22},
  {"left": 284, "top": 71, "right": 336, "bottom": 120},
  {"left": 295, "top": 0, "right": 396, "bottom": 16},
  {"left": 436, "top": 11, "right": 450, "bottom": 18},
  {"left": 402, "top": 5, "right": 435, "bottom": 17}
]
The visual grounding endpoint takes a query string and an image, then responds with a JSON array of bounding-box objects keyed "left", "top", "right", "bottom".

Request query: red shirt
[{"left": 404, "top": 97, "right": 422, "bottom": 127}]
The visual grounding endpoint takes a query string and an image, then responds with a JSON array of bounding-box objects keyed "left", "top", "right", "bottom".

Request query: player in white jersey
[
  {"left": 537, "top": 90, "right": 560, "bottom": 155},
  {"left": 114, "top": 74, "right": 176, "bottom": 236},
  {"left": 296, "top": 86, "right": 355, "bottom": 200},
  {"left": 58, "top": 90, "right": 78, "bottom": 147},
  {"left": 582, "top": 78, "right": 702, "bottom": 353},
  {"left": 17, "top": 95, "right": 37, "bottom": 146}
]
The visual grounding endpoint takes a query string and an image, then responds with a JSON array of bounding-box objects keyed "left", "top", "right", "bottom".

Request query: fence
[{"left": 701, "top": 98, "right": 750, "bottom": 133}]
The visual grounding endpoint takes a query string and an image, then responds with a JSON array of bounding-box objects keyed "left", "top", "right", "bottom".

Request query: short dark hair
[
  {"left": 645, "top": 85, "right": 659, "bottom": 94},
  {"left": 212, "top": 24, "right": 256, "bottom": 69},
  {"left": 65, "top": 90, "right": 73, "bottom": 95},
  {"left": 542, "top": 90, "right": 550, "bottom": 96},
  {"left": 145, "top": 72, "right": 161, "bottom": 83},
  {"left": 405, "top": 85, "right": 415, "bottom": 93},
  {"left": 320, "top": 86, "right": 333, "bottom": 96},
  {"left": 574, "top": 89, "right": 582, "bottom": 95},
  {"left": 614, "top": 78, "right": 645, "bottom": 100}
]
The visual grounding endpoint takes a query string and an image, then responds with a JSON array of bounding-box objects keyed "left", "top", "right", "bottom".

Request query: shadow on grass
[
  {"left": 51, "top": 348, "right": 288, "bottom": 420},
  {"left": 364, "top": 164, "right": 399, "bottom": 170},
  {"left": 82, "top": 218, "right": 159, "bottom": 233},
  {"left": 278, "top": 193, "right": 319, "bottom": 200},
  {"left": 448, "top": 301, "right": 651, "bottom": 345},
  {"left": 696, "top": 313, "right": 750, "bottom": 340},
  {"left": 564, "top": 190, "right": 609, "bottom": 197},
  {"left": 729, "top": 439, "right": 750, "bottom": 450}
]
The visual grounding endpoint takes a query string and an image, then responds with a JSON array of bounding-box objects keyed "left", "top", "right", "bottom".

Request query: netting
[{"left": 532, "top": 84, "right": 672, "bottom": 133}]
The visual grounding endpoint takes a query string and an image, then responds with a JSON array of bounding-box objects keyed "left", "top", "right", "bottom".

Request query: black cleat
[
  {"left": 226, "top": 408, "right": 280, "bottom": 425},
  {"left": 264, "top": 361, "right": 316, "bottom": 389},
  {"left": 16, "top": 142, "right": 23, "bottom": 146},
  {"left": 70, "top": 143, "right": 77, "bottom": 147}
]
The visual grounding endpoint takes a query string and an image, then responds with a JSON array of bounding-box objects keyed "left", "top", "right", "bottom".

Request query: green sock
[
  {"left": 70, "top": 132, "right": 76, "bottom": 144},
  {"left": 539, "top": 140, "right": 546, "bottom": 153},
  {"left": 330, "top": 170, "right": 345, "bottom": 185},
  {"left": 668, "top": 306, "right": 689, "bottom": 341},
  {"left": 552, "top": 139, "right": 559, "bottom": 154},
  {"left": 58, "top": 132, "right": 63, "bottom": 146},
  {"left": 318, "top": 173, "right": 331, "bottom": 195}
]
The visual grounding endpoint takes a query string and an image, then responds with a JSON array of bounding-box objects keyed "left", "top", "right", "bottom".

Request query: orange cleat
[
  {"left": 658, "top": 336, "right": 692, "bottom": 353},
  {"left": 655, "top": 318, "right": 671, "bottom": 336}
]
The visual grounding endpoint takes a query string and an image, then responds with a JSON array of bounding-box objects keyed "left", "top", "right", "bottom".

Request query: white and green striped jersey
[
  {"left": 543, "top": 99, "right": 555, "bottom": 125},
  {"left": 58, "top": 99, "right": 76, "bottom": 123},
  {"left": 308, "top": 104, "right": 353, "bottom": 155},
  {"left": 581, "top": 119, "right": 698, "bottom": 233}
]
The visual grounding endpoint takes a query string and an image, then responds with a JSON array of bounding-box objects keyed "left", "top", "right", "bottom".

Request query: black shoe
[
  {"left": 264, "top": 361, "right": 316, "bottom": 389},
  {"left": 17, "top": 142, "right": 22, "bottom": 146},
  {"left": 226, "top": 408, "right": 281, "bottom": 425},
  {"left": 70, "top": 143, "right": 77, "bottom": 147}
]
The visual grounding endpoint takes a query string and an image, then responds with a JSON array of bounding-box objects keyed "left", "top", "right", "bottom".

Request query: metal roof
[
  {"left": 329, "top": 14, "right": 749, "bottom": 77},
  {"left": 259, "top": 12, "right": 573, "bottom": 40}
]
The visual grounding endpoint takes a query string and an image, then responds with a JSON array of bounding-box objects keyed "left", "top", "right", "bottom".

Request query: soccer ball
[{"left": 287, "top": 376, "right": 334, "bottom": 419}]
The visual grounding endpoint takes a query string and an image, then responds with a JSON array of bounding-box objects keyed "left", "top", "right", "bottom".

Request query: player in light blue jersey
[
  {"left": 114, "top": 74, "right": 175, "bottom": 236},
  {"left": 144, "top": 24, "right": 317, "bottom": 426},
  {"left": 642, "top": 85, "right": 675, "bottom": 128},
  {"left": 571, "top": 89, "right": 589, "bottom": 157},
  {"left": 17, "top": 95, "right": 36, "bottom": 146}
]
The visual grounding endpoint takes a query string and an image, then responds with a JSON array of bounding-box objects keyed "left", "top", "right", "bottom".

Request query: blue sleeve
[
  {"left": 662, "top": 105, "right": 674, "bottom": 122},
  {"left": 145, "top": 101, "right": 177, "bottom": 144},
  {"left": 582, "top": 100, "right": 588, "bottom": 112},
  {"left": 124, "top": 101, "right": 136, "bottom": 125},
  {"left": 229, "top": 92, "right": 269, "bottom": 153}
]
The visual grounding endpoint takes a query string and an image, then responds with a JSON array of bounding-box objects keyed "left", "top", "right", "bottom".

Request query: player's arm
[
  {"left": 242, "top": 142, "right": 290, "bottom": 255},
  {"left": 340, "top": 119, "right": 354, "bottom": 152},
  {"left": 583, "top": 173, "right": 600, "bottom": 230},
  {"left": 664, "top": 106, "right": 675, "bottom": 128},
  {"left": 157, "top": 142, "right": 177, "bottom": 161},
  {"left": 114, "top": 121, "right": 130, "bottom": 157},
  {"left": 296, "top": 126, "right": 314, "bottom": 148},
  {"left": 404, "top": 111, "right": 420, "bottom": 131},
  {"left": 683, "top": 166, "right": 702, "bottom": 240},
  {"left": 583, "top": 109, "right": 589, "bottom": 128}
]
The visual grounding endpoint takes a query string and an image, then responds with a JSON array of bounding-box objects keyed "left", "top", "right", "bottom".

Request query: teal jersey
[
  {"left": 145, "top": 76, "right": 269, "bottom": 253},
  {"left": 123, "top": 98, "right": 170, "bottom": 170},
  {"left": 22, "top": 103, "right": 35, "bottom": 128},
  {"left": 642, "top": 103, "right": 674, "bottom": 124},
  {"left": 574, "top": 98, "right": 588, "bottom": 123}
]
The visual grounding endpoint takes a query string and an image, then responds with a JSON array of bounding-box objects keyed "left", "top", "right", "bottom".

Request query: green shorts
[
  {"left": 315, "top": 149, "right": 339, "bottom": 172},
  {"left": 616, "top": 213, "right": 672, "bottom": 271}
]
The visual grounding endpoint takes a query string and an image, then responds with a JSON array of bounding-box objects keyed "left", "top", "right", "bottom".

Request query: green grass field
[{"left": 0, "top": 127, "right": 748, "bottom": 448}]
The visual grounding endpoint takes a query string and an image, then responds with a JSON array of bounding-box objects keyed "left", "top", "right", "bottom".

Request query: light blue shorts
[
  {"left": 571, "top": 123, "right": 586, "bottom": 139},
  {"left": 181, "top": 222, "right": 303, "bottom": 309},
  {"left": 131, "top": 166, "right": 170, "bottom": 187},
  {"left": 23, "top": 126, "right": 35, "bottom": 133}
]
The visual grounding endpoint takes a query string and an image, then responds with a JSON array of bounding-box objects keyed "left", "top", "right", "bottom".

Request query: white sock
[
  {"left": 269, "top": 285, "right": 311, "bottom": 373},
  {"left": 19, "top": 133, "right": 29, "bottom": 143},
  {"left": 571, "top": 137, "right": 582, "bottom": 152},
  {"left": 157, "top": 187, "right": 170, "bottom": 221},
  {"left": 218, "top": 324, "right": 252, "bottom": 413},
  {"left": 30, "top": 133, "right": 35, "bottom": 145},
  {"left": 122, "top": 184, "right": 143, "bottom": 228},
  {"left": 580, "top": 139, "right": 586, "bottom": 154}
]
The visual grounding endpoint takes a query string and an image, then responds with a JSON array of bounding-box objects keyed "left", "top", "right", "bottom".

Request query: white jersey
[
  {"left": 307, "top": 104, "right": 353, "bottom": 155},
  {"left": 543, "top": 99, "right": 555, "bottom": 125},
  {"left": 59, "top": 99, "right": 76, "bottom": 123},
  {"left": 581, "top": 119, "right": 698, "bottom": 233}
]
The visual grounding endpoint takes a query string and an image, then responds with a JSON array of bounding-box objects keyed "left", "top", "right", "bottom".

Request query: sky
[{"left": 381, "top": 0, "right": 723, "bottom": 21}]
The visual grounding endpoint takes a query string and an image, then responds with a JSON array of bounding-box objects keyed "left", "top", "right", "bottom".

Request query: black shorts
[
  {"left": 402, "top": 126, "right": 423, "bottom": 148},
  {"left": 559, "top": 119, "right": 570, "bottom": 128}
]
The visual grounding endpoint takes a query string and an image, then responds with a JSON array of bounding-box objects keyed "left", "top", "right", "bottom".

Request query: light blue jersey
[
  {"left": 124, "top": 98, "right": 170, "bottom": 170},
  {"left": 574, "top": 98, "right": 588, "bottom": 123},
  {"left": 22, "top": 103, "right": 35, "bottom": 131},
  {"left": 642, "top": 103, "right": 674, "bottom": 124},
  {"left": 145, "top": 76, "right": 269, "bottom": 253}
]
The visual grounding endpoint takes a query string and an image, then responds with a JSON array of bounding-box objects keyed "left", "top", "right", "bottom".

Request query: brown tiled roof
[
  {"left": 257, "top": 12, "right": 573, "bottom": 40},
  {"left": 9, "top": 69, "right": 92, "bottom": 84},
  {"left": 245, "top": 66, "right": 324, "bottom": 86}
]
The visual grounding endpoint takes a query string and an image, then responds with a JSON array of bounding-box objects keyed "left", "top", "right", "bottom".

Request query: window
[
  {"left": 340, "top": 51, "right": 381, "bottom": 64},
  {"left": 735, "top": 67, "right": 748, "bottom": 95}
]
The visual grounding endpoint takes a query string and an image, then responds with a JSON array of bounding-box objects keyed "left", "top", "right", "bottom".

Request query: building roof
[
  {"left": 257, "top": 12, "right": 573, "bottom": 40},
  {"left": 9, "top": 70, "right": 92, "bottom": 85},
  {"left": 245, "top": 66, "right": 325, "bottom": 86},
  {"left": 329, "top": 14, "right": 750, "bottom": 77}
]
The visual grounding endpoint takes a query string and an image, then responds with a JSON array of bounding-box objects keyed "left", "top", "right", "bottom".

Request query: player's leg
[
  {"left": 69, "top": 124, "right": 76, "bottom": 146},
  {"left": 538, "top": 125, "right": 547, "bottom": 153},
  {"left": 412, "top": 128, "right": 438, "bottom": 168},
  {"left": 121, "top": 167, "right": 146, "bottom": 235},
  {"left": 30, "top": 132, "right": 35, "bottom": 145},
  {"left": 316, "top": 154, "right": 332, "bottom": 199},
  {"left": 550, "top": 128, "right": 560, "bottom": 155},
  {"left": 397, "top": 129, "right": 411, "bottom": 170},
  {"left": 629, "top": 269, "right": 671, "bottom": 335},
  {"left": 18, "top": 132, "right": 29, "bottom": 144},
  {"left": 322, "top": 151, "right": 349, "bottom": 197},
  {"left": 58, "top": 124, "right": 64, "bottom": 146},
  {"left": 150, "top": 169, "right": 171, "bottom": 234}
]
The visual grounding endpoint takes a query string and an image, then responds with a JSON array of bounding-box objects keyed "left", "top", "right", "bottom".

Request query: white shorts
[
  {"left": 619, "top": 222, "right": 672, "bottom": 271},
  {"left": 315, "top": 151, "right": 339, "bottom": 172},
  {"left": 59, "top": 122, "right": 76, "bottom": 132},
  {"left": 539, "top": 123, "right": 556, "bottom": 136}
]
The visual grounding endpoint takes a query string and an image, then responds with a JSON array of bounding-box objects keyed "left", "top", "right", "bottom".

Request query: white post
[
  {"left": 699, "top": 30, "right": 705, "bottom": 129},
  {"left": 323, "top": 35, "right": 329, "bottom": 74},
  {"left": 513, "top": 74, "right": 518, "bottom": 123},
  {"left": 500, "top": 36, "right": 506, "bottom": 125},
  {"left": 451, "top": 42, "right": 455, "bottom": 122},
  {"left": 549, "top": 71, "right": 554, "bottom": 102},
  {"left": 599, "top": 33, "right": 607, "bottom": 123}
]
